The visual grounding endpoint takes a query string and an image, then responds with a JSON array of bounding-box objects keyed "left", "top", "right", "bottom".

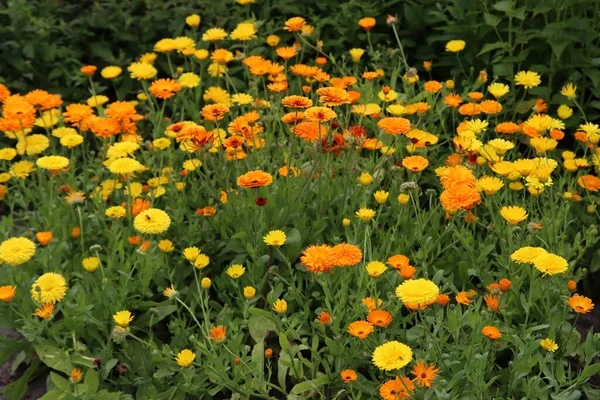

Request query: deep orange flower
[
  {"left": 149, "top": 78, "right": 181, "bottom": 99},
  {"left": 367, "top": 310, "right": 393, "bottom": 327},
  {"left": 484, "top": 294, "right": 501, "bottom": 313},
  {"left": 436, "top": 294, "right": 450, "bottom": 306},
  {"left": 533, "top": 98, "right": 548, "bottom": 113},
  {"left": 455, "top": 291, "right": 473, "bottom": 305},
  {"left": 63, "top": 104, "right": 94, "bottom": 126},
  {"left": 402, "top": 155, "right": 429, "bottom": 172},
  {"left": 305, "top": 106, "right": 336, "bottom": 122},
  {"left": 424, "top": 80, "right": 443, "bottom": 93},
  {"left": 301, "top": 244, "right": 334, "bottom": 273},
  {"left": 568, "top": 280, "right": 577, "bottom": 292},
  {"left": 411, "top": 360, "right": 439, "bottom": 388},
  {"left": 578, "top": 175, "right": 600, "bottom": 192},
  {"left": 458, "top": 103, "right": 481, "bottom": 116},
  {"left": 276, "top": 46, "right": 298, "bottom": 60},
  {"left": 444, "top": 94, "right": 463, "bottom": 108},
  {"left": 468, "top": 92, "right": 484, "bottom": 101},
  {"left": 387, "top": 254, "right": 410, "bottom": 270},
  {"left": 362, "top": 71, "right": 380, "bottom": 80},
  {"left": 196, "top": 206, "right": 217, "bottom": 216},
  {"left": 347, "top": 90, "right": 361, "bottom": 103},
  {"left": 80, "top": 65, "right": 97, "bottom": 76},
  {"left": 282, "top": 95, "right": 312, "bottom": 109},
  {"left": 329, "top": 243, "right": 362, "bottom": 267},
  {"left": 567, "top": 295, "right": 594, "bottom": 314},
  {"left": 347, "top": 320, "right": 374, "bottom": 338},
  {"left": 106, "top": 101, "right": 143, "bottom": 122},
  {"left": 317, "top": 311, "right": 332, "bottom": 325},
  {"left": 316, "top": 87, "right": 352, "bottom": 106},
  {"left": 284, "top": 17, "right": 306, "bottom": 32},
  {"left": 362, "top": 297, "right": 382, "bottom": 312},
  {"left": 267, "top": 81, "right": 288, "bottom": 93},
  {"left": 139, "top": 241, "right": 151, "bottom": 252},
  {"left": 550, "top": 129, "right": 565, "bottom": 140},
  {"left": 177, "top": 125, "right": 214, "bottom": 149},
  {"left": 480, "top": 100, "right": 502, "bottom": 114},
  {"left": 358, "top": 17, "right": 376, "bottom": 30},
  {"left": 398, "top": 265, "right": 416, "bottom": 279},
  {"left": 380, "top": 376, "right": 414, "bottom": 400},
  {"left": 71, "top": 227, "right": 81, "bottom": 238},
  {"left": 208, "top": 325, "right": 227, "bottom": 342},
  {"left": 236, "top": 170, "right": 273, "bottom": 188},
  {"left": 35, "top": 232, "right": 53, "bottom": 246},
  {"left": 437, "top": 165, "right": 476, "bottom": 190},
  {"left": 340, "top": 369, "right": 357, "bottom": 383},
  {"left": 0, "top": 83, "right": 11, "bottom": 101},
  {"left": 496, "top": 122, "right": 520, "bottom": 134},
  {"left": 282, "top": 111, "right": 304, "bottom": 124},
  {"left": 499, "top": 279, "right": 512, "bottom": 292},
  {"left": 378, "top": 117, "right": 411, "bottom": 135},
  {"left": 24, "top": 89, "right": 63, "bottom": 110},
  {"left": 128, "top": 236, "right": 141, "bottom": 245},
  {"left": 482, "top": 326, "right": 502, "bottom": 339},
  {"left": 0, "top": 285, "right": 17, "bottom": 302},
  {"left": 440, "top": 185, "right": 481, "bottom": 212},
  {"left": 201, "top": 104, "right": 230, "bottom": 122},
  {"left": 292, "top": 121, "right": 323, "bottom": 142}
]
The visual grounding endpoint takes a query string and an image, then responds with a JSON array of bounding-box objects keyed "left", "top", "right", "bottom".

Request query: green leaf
[
  {"left": 478, "top": 42, "right": 507, "bottom": 56},
  {"left": 290, "top": 375, "right": 330, "bottom": 394},
  {"left": 84, "top": 369, "right": 100, "bottom": 394},
  {"left": 483, "top": 13, "right": 500, "bottom": 27},
  {"left": 35, "top": 343, "right": 73, "bottom": 374},
  {"left": 248, "top": 313, "right": 277, "bottom": 343},
  {"left": 492, "top": 1, "right": 512, "bottom": 12},
  {"left": 579, "top": 363, "right": 600, "bottom": 382},
  {"left": 548, "top": 39, "right": 571, "bottom": 61},
  {"left": 50, "top": 372, "right": 69, "bottom": 391},
  {"left": 38, "top": 391, "right": 63, "bottom": 400}
]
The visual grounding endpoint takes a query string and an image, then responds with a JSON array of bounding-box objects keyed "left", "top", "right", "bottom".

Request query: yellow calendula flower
[
  {"left": 82, "top": 257, "right": 100, "bottom": 272},
  {"left": 514, "top": 71, "right": 541, "bottom": 89},
  {"left": 374, "top": 190, "right": 389, "bottom": 204},
  {"left": 540, "top": 338, "right": 558, "bottom": 352},
  {"left": 273, "top": 299, "right": 287, "bottom": 313},
  {"left": 113, "top": 310, "right": 133, "bottom": 327},
  {"left": 244, "top": 286, "right": 256, "bottom": 299},
  {"left": 560, "top": 83, "right": 577, "bottom": 100},
  {"left": 366, "top": 261, "right": 387, "bottom": 278},
  {"left": 487, "top": 82, "right": 509, "bottom": 99},
  {"left": 355, "top": 208, "right": 376, "bottom": 222},
  {"left": 445, "top": 40, "right": 465, "bottom": 52},
  {"left": 194, "top": 254, "right": 210, "bottom": 269},
  {"left": 349, "top": 48, "right": 365, "bottom": 62},
  {"left": 226, "top": 264, "right": 245, "bottom": 278},
  {"left": 263, "top": 230, "right": 286, "bottom": 246},
  {"left": 372, "top": 341, "right": 413, "bottom": 370},
  {"left": 395, "top": 279, "right": 439, "bottom": 304},
  {"left": 31, "top": 272, "right": 67, "bottom": 304},
  {"left": 176, "top": 349, "right": 196, "bottom": 367},
  {"left": 500, "top": 205, "right": 528, "bottom": 225},
  {"left": 201, "top": 277, "right": 211, "bottom": 289},
  {"left": 358, "top": 172, "right": 373, "bottom": 185},
  {"left": 185, "top": 14, "right": 201, "bottom": 27},
  {"left": 0, "top": 237, "right": 36, "bottom": 266}
]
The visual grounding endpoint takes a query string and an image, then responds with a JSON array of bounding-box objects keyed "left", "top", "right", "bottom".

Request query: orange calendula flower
[
  {"left": 436, "top": 294, "right": 450, "bottom": 306},
  {"left": 33, "top": 303, "right": 54, "bottom": 319},
  {"left": 423, "top": 80, "right": 443, "bottom": 93},
  {"left": 378, "top": 117, "right": 411, "bottom": 135},
  {"left": 456, "top": 291, "right": 473, "bottom": 305},
  {"left": 577, "top": 175, "right": 600, "bottom": 192},
  {"left": 567, "top": 295, "right": 594, "bottom": 314},
  {"left": 35, "top": 232, "right": 53, "bottom": 246},
  {"left": 411, "top": 360, "right": 439, "bottom": 388},
  {"left": 347, "top": 320, "right": 374, "bottom": 338},
  {"left": 444, "top": 93, "right": 463, "bottom": 108},
  {"left": 482, "top": 326, "right": 502, "bottom": 339},
  {"left": 362, "top": 297, "right": 382, "bottom": 312},
  {"left": 358, "top": 17, "right": 376, "bottom": 30},
  {"left": 499, "top": 279, "right": 512, "bottom": 292},
  {"left": 201, "top": 104, "right": 230, "bottom": 122},
  {"left": 284, "top": 17, "right": 306, "bottom": 32},
  {"left": 316, "top": 87, "right": 352, "bottom": 107},
  {"left": 317, "top": 311, "right": 332, "bottom": 325},
  {"left": 380, "top": 376, "right": 414, "bottom": 400},
  {"left": 329, "top": 243, "right": 362, "bottom": 267},
  {"left": 208, "top": 325, "right": 227, "bottom": 342},
  {"left": 367, "top": 309, "right": 393, "bottom": 327},
  {"left": 458, "top": 103, "right": 481, "bottom": 116},
  {"left": 305, "top": 106, "right": 337, "bottom": 122},
  {"left": 282, "top": 95, "right": 312, "bottom": 109},
  {"left": 149, "top": 78, "right": 181, "bottom": 99},
  {"left": 0, "top": 285, "right": 17, "bottom": 302},
  {"left": 484, "top": 294, "right": 502, "bottom": 313},
  {"left": 236, "top": 170, "right": 273, "bottom": 188},
  {"left": 301, "top": 245, "right": 334, "bottom": 273},
  {"left": 80, "top": 65, "right": 97, "bottom": 76},
  {"left": 402, "top": 155, "right": 429, "bottom": 172},
  {"left": 340, "top": 369, "right": 357, "bottom": 382}
]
